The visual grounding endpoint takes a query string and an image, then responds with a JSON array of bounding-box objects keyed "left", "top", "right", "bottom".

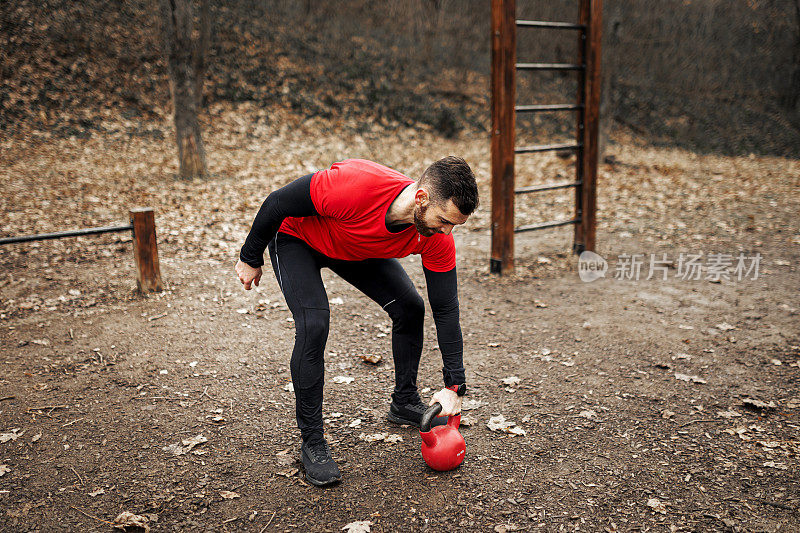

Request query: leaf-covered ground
[{"left": 1, "top": 107, "right": 799, "bottom": 531}]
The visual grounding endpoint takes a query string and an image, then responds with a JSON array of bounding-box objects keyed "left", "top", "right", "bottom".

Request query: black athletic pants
[{"left": 268, "top": 231, "right": 425, "bottom": 443}]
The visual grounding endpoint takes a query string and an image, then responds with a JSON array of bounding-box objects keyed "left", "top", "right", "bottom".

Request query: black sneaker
[
  {"left": 387, "top": 399, "right": 448, "bottom": 428},
  {"left": 300, "top": 439, "right": 341, "bottom": 487}
]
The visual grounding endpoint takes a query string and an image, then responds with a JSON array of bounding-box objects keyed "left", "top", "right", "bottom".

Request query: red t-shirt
[{"left": 278, "top": 159, "right": 456, "bottom": 272}]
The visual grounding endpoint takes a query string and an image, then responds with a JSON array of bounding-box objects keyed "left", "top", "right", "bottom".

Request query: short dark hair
[{"left": 420, "top": 156, "right": 479, "bottom": 215}]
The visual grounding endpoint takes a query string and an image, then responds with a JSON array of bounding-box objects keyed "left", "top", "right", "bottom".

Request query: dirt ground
[{"left": 1, "top": 108, "right": 799, "bottom": 531}]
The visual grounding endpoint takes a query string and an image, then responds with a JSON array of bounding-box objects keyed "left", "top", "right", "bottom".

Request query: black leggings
[{"left": 268, "top": 232, "right": 425, "bottom": 442}]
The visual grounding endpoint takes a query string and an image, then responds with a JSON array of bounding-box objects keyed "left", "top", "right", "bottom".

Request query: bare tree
[
  {"left": 783, "top": 0, "right": 800, "bottom": 113},
  {"left": 159, "top": 0, "right": 209, "bottom": 179}
]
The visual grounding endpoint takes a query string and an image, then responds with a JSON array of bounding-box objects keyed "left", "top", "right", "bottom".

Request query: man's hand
[
  {"left": 235, "top": 259, "right": 262, "bottom": 290},
  {"left": 429, "top": 387, "right": 462, "bottom": 416}
]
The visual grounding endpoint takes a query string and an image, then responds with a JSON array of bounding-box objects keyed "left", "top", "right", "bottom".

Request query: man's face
[{"left": 413, "top": 191, "right": 470, "bottom": 237}]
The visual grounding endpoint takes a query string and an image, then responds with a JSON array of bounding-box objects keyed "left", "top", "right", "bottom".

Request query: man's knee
[
  {"left": 296, "top": 307, "right": 330, "bottom": 349},
  {"left": 387, "top": 290, "right": 424, "bottom": 330}
]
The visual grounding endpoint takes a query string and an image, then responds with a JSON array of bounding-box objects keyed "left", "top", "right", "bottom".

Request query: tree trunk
[
  {"left": 782, "top": 0, "right": 800, "bottom": 113},
  {"left": 193, "top": 0, "right": 211, "bottom": 110},
  {"left": 159, "top": 0, "right": 208, "bottom": 179}
]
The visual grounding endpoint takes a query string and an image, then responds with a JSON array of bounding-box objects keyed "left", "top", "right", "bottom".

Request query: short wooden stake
[{"left": 130, "top": 208, "right": 163, "bottom": 293}]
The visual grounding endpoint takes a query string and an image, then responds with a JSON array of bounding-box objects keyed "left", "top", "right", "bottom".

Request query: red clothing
[{"left": 278, "top": 159, "right": 456, "bottom": 272}]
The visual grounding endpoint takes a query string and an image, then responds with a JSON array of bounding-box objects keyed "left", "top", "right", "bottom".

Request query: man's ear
[{"left": 415, "top": 187, "right": 430, "bottom": 207}]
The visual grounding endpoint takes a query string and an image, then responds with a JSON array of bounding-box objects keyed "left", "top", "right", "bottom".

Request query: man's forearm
[
  {"left": 424, "top": 267, "right": 466, "bottom": 387},
  {"left": 239, "top": 173, "right": 317, "bottom": 267}
]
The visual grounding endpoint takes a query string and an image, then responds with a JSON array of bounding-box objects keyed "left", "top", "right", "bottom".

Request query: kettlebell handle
[{"left": 420, "top": 402, "right": 443, "bottom": 433}]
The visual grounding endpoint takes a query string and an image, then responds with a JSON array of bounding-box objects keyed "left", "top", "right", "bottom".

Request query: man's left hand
[{"left": 429, "top": 387, "right": 462, "bottom": 416}]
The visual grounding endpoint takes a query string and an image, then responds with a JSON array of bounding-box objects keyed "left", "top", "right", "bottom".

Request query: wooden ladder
[{"left": 490, "top": 0, "right": 603, "bottom": 274}]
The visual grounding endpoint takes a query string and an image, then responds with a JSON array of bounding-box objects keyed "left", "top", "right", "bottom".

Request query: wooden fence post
[
  {"left": 574, "top": 0, "right": 602, "bottom": 253},
  {"left": 130, "top": 208, "right": 163, "bottom": 293},
  {"left": 490, "top": 0, "right": 517, "bottom": 274}
]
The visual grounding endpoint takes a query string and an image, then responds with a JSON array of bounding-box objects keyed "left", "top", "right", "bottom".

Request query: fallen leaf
[
  {"left": 487, "top": 415, "right": 526, "bottom": 436},
  {"left": 717, "top": 409, "right": 742, "bottom": 419},
  {"left": 716, "top": 322, "right": 736, "bottom": 331},
  {"left": 358, "top": 432, "right": 403, "bottom": 443},
  {"left": 461, "top": 399, "right": 483, "bottom": 411},
  {"left": 276, "top": 468, "right": 298, "bottom": 477},
  {"left": 330, "top": 297, "right": 344, "bottom": 305},
  {"left": 220, "top": 490, "right": 240, "bottom": 499},
  {"left": 460, "top": 415, "right": 476, "bottom": 427},
  {"left": 724, "top": 427, "right": 751, "bottom": 441},
  {"left": 742, "top": 398, "right": 776, "bottom": 410},
  {"left": 332, "top": 376, "right": 354, "bottom": 384},
  {"left": 578, "top": 410, "right": 597, "bottom": 420},
  {"left": 646, "top": 498, "right": 667, "bottom": 514},
  {"left": 763, "top": 461, "right": 788, "bottom": 470},
  {"left": 88, "top": 488, "right": 105, "bottom": 497},
  {"left": 163, "top": 434, "right": 207, "bottom": 455},
  {"left": 0, "top": 428, "right": 24, "bottom": 443},
  {"left": 661, "top": 410, "right": 676, "bottom": 419},
  {"left": 112, "top": 511, "right": 150, "bottom": 532},
  {"left": 674, "top": 373, "right": 706, "bottom": 384},
  {"left": 276, "top": 453, "right": 295, "bottom": 465},
  {"left": 501, "top": 376, "right": 520, "bottom": 386},
  {"left": 342, "top": 520, "right": 372, "bottom": 533},
  {"left": 348, "top": 419, "right": 362, "bottom": 428},
  {"left": 358, "top": 354, "right": 382, "bottom": 364},
  {"left": 0, "top": 464, "right": 9, "bottom": 477},
  {"left": 283, "top": 383, "right": 294, "bottom": 392}
]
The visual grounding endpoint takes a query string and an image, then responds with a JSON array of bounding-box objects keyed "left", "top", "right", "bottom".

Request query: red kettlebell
[{"left": 419, "top": 402, "right": 466, "bottom": 471}]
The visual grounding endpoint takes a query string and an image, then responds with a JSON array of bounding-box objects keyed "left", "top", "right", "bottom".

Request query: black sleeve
[
  {"left": 239, "top": 173, "right": 318, "bottom": 268},
  {"left": 423, "top": 266, "right": 466, "bottom": 388}
]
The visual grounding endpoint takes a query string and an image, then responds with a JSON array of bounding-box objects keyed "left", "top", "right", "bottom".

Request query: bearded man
[{"left": 235, "top": 157, "right": 477, "bottom": 486}]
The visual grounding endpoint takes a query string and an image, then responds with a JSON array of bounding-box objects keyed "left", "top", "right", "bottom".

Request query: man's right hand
[{"left": 235, "top": 259, "right": 262, "bottom": 290}]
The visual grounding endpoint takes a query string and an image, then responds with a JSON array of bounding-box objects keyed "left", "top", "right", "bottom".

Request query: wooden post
[
  {"left": 574, "top": 0, "right": 602, "bottom": 253},
  {"left": 130, "top": 208, "right": 163, "bottom": 293},
  {"left": 490, "top": 0, "right": 517, "bottom": 274}
]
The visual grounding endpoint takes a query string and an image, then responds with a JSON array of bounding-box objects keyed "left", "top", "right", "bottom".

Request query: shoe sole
[
  {"left": 386, "top": 411, "right": 420, "bottom": 427},
  {"left": 304, "top": 471, "right": 341, "bottom": 487}
]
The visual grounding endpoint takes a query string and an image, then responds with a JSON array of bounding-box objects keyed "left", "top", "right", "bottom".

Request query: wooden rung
[
  {"left": 515, "top": 218, "right": 581, "bottom": 233},
  {"left": 516, "top": 63, "right": 585, "bottom": 70},
  {"left": 515, "top": 181, "right": 582, "bottom": 194},
  {"left": 515, "top": 143, "right": 582, "bottom": 154},
  {"left": 516, "top": 20, "right": 586, "bottom": 30},
  {"left": 516, "top": 104, "right": 582, "bottom": 113}
]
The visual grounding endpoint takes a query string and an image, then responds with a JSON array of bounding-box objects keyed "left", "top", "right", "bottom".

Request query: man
[{"left": 235, "top": 157, "right": 477, "bottom": 486}]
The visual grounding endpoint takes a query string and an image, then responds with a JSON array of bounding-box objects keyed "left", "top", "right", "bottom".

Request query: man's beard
[{"left": 413, "top": 204, "right": 436, "bottom": 237}]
